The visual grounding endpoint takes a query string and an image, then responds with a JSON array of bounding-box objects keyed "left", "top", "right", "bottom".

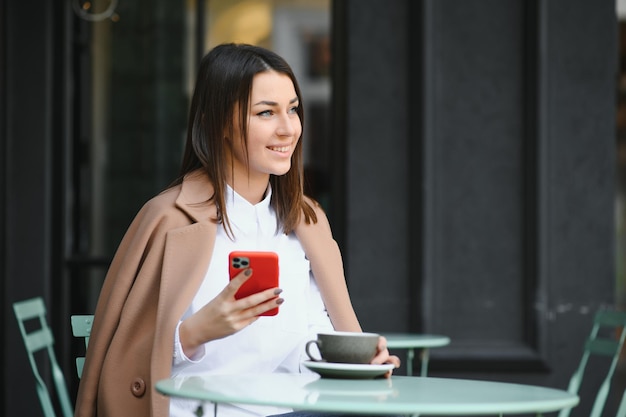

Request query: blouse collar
[{"left": 224, "top": 184, "right": 277, "bottom": 237}]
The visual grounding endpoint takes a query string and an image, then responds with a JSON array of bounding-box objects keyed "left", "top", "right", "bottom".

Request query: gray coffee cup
[{"left": 305, "top": 331, "right": 380, "bottom": 364}]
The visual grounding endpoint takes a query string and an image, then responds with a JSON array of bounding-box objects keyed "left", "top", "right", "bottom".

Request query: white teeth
[{"left": 269, "top": 146, "right": 289, "bottom": 152}]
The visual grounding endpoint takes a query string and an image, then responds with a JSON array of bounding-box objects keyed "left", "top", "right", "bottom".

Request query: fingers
[
  {"left": 224, "top": 268, "right": 254, "bottom": 297},
  {"left": 371, "top": 336, "right": 401, "bottom": 378},
  {"left": 233, "top": 286, "right": 283, "bottom": 312},
  {"left": 377, "top": 336, "right": 388, "bottom": 351},
  {"left": 381, "top": 355, "right": 402, "bottom": 379},
  {"left": 225, "top": 269, "right": 283, "bottom": 317},
  {"left": 371, "top": 336, "right": 391, "bottom": 365},
  {"left": 225, "top": 269, "right": 283, "bottom": 314},
  {"left": 371, "top": 351, "right": 388, "bottom": 365},
  {"left": 241, "top": 292, "right": 284, "bottom": 317},
  {"left": 388, "top": 354, "right": 401, "bottom": 368}
]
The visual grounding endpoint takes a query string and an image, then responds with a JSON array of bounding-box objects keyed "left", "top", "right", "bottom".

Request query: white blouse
[{"left": 170, "top": 186, "right": 333, "bottom": 417}]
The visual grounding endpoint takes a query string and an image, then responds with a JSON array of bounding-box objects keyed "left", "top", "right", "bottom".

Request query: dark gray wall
[
  {"left": 344, "top": 0, "right": 411, "bottom": 332},
  {"left": 345, "top": 0, "right": 617, "bottom": 415}
]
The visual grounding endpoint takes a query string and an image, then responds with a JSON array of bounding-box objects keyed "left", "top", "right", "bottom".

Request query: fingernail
[
  {"left": 274, "top": 289, "right": 283, "bottom": 295},
  {"left": 276, "top": 298, "right": 284, "bottom": 305},
  {"left": 245, "top": 269, "right": 252, "bottom": 276}
]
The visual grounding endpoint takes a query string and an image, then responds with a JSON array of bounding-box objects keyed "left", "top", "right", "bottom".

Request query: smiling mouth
[{"left": 268, "top": 146, "right": 290, "bottom": 152}]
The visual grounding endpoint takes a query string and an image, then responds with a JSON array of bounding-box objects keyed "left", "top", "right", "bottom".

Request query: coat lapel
[{"left": 163, "top": 169, "right": 219, "bottom": 322}]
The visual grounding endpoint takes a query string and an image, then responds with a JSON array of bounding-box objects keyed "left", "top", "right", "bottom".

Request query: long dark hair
[{"left": 172, "top": 43, "right": 317, "bottom": 234}]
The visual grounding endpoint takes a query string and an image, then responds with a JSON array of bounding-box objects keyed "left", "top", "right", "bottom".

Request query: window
[{"left": 67, "top": 0, "right": 334, "bottom": 312}]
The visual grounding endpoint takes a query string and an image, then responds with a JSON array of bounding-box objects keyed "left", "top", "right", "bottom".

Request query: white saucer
[{"left": 303, "top": 361, "right": 394, "bottom": 379}]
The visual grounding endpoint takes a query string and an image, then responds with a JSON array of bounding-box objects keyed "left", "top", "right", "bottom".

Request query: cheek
[{"left": 295, "top": 121, "right": 303, "bottom": 139}]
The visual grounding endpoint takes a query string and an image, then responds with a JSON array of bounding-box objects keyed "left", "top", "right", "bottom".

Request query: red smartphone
[{"left": 228, "top": 251, "right": 280, "bottom": 316}]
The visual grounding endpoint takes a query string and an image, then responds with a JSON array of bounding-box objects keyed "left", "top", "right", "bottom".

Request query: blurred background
[{"left": 1, "top": 0, "right": 623, "bottom": 415}]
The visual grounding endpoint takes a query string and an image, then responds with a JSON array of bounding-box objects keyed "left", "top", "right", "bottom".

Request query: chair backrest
[
  {"left": 71, "top": 315, "right": 93, "bottom": 379},
  {"left": 13, "top": 297, "right": 73, "bottom": 417},
  {"left": 616, "top": 390, "right": 626, "bottom": 417},
  {"left": 559, "top": 310, "right": 626, "bottom": 417}
]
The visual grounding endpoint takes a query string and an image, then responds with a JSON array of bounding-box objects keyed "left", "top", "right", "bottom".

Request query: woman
[{"left": 74, "top": 43, "right": 400, "bottom": 417}]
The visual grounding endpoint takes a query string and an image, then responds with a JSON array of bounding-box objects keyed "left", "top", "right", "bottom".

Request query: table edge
[{"left": 155, "top": 375, "right": 579, "bottom": 416}]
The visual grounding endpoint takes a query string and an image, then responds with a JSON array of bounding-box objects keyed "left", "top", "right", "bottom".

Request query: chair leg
[
  {"left": 406, "top": 348, "right": 414, "bottom": 376},
  {"left": 420, "top": 348, "right": 431, "bottom": 377}
]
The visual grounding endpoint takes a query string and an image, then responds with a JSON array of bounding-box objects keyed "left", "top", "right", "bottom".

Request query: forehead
[{"left": 250, "top": 70, "right": 297, "bottom": 101}]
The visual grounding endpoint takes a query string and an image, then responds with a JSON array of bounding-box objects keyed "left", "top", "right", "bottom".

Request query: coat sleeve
[
  {"left": 295, "top": 198, "right": 362, "bottom": 332},
  {"left": 74, "top": 194, "right": 182, "bottom": 417}
]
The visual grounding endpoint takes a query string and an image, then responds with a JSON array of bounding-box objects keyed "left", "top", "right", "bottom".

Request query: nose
[{"left": 276, "top": 113, "right": 299, "bottom": 137}]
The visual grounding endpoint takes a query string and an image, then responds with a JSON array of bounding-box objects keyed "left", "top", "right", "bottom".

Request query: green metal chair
[
  {"left": 13, "top": 297, "right": 73, "bottom": 417},
  {"left": 559, "top": 310, "right": 626, "bottom": 417},
  {"left": 71, "top": 315, "right": 93, "bottom": 378},
  {"left": 616, "top": 390, "right": 626, "bottom": 417}
]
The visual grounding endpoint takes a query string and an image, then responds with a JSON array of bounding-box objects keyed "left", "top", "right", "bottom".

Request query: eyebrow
[{"left": 252, "top": 97, "right": 299, "bottom": 107}]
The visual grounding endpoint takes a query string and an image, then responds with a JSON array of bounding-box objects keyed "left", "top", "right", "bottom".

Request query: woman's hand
[
  {"left": 179, "top": 268, "right": 283, "bottom": 358},
  {"left": 371, "top": 336, "right": 401, "bottom": 378}
]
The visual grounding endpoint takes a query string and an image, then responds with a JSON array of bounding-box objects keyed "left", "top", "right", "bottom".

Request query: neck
[{"left": 228, "top": 173, "right": 270, "bottom": 204}]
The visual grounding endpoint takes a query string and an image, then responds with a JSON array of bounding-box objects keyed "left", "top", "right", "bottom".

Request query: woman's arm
[
  {"left": 295, "top": 199, "right": 361, "bottom": 331},
  {"left": 296, "top": 199, "right": 401, "bottom": 376}
]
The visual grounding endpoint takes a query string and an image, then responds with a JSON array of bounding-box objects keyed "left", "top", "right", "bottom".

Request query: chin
[{"left": 270, "top": 164, "right": 292, "bottom": 176}]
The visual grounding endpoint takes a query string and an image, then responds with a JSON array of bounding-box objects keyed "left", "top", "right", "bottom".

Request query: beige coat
[{"left": 74, "top": 170, "right": 360, "bottom": 417}]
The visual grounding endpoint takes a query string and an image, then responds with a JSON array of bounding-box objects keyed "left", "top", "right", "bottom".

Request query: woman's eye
[{"left": 256, "top": 106, "right": 298, "bottom": 117}]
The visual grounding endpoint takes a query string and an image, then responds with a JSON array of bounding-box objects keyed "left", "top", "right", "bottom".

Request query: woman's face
[{"left": 227, "top": 70, "right": 302, "bottom": 186}]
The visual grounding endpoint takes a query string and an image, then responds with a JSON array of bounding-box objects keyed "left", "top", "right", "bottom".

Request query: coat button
[{"left": 131, "top": 378, "right": 146, "bottom": 397}]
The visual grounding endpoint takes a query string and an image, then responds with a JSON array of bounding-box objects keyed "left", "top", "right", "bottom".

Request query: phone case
[{"left": 229, "top": 251, "right": 279, "bottom": 316}]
